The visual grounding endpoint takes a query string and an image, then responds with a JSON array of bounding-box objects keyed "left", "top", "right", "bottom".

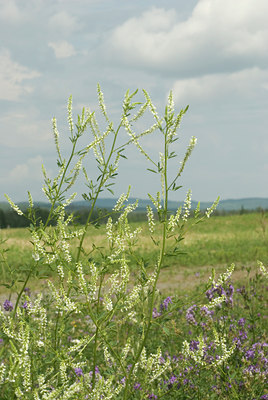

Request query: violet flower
[
  {"left": 160, "top": 296, "right": 172, "bottom": 311},
  {"left": 186, "top": 305, "right": 197, "bottom": 325},
  {"left": 3, "top": 300, "right": 13, "bottom": 311},
  {"left": 134, "top": 382, "right": 142, "bottom": 390},
  {"left": 74, "top": 367, "right": 84, "bottom": 377},
  {"left": 152, "top": 307, "right": 161, "bottom": 318}
]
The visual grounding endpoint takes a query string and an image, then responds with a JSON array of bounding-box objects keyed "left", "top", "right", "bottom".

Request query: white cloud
[
  {"left": 0, "top": 112, "right": 51, "bottom": 148},
  {"left": 107, "top": 0, "right": 268, "bottom": 73},
  {"left": 0, "top": 0, "right": 22, "bottom": 22},
  {"left": 48, "top": 40, "right": 76, "bottom": 59},
  {"left": 172, "top": 67, "right": 268, "bottom": 103},
  {"left": 1, "top": 156, "right": 43, "bottom": 183},
  {"left": 48, "top": 10, "right": 78, "bottom": 35},
  {"left": 0, "top": 49, "right": 41, "bottom": 101},
  {"left": 107, "top": 8, "right": 177, "bottom": 66}
]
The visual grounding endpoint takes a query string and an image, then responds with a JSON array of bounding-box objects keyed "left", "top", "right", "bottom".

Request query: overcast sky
[{"left": 1, "top": 0, "right": 267, "bottom": 204}]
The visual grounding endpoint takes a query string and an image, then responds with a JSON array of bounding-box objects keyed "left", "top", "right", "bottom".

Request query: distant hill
[{"left": 1, "top": 197, "right": 268, "bottom": 212}]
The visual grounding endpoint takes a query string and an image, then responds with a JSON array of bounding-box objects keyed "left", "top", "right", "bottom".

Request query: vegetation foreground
[{"left": 0, "top": 88, "right": 267, "bottom": 399}]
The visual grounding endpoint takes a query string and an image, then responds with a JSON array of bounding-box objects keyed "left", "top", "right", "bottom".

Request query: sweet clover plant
[{"left": 0, "top": 87, "right": 267, "bottom": 399}]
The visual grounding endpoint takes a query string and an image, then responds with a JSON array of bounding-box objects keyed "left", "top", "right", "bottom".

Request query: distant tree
[{"left": 0, "top": 208, "right": 7, "bottom": 228}]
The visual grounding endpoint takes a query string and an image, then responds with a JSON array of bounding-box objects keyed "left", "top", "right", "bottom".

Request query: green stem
[
  {"left": 15, "top": 138, "right": 79, "bottom": 313},
  {"left": 76, "top": 122, "right": 122, "bottom": 263},
  {"left": 0, "top": 249, "right": 9, "bottom": 283},
  {"left": 13, "top": 264, "right": 35, "bottom": 319},
  {"left": 43, "top": 138, "right": 78, "bottom": 230},
  {"left": 123, "top": 126, "right": 169, "bottom": 399},
  {"left": 91, "top": 272, "right": 104, "bottom": 389},
  {"left": 91, "top": 325, "right": 99, "bottom": 389}
]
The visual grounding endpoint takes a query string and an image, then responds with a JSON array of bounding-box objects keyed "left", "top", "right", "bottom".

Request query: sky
[{"left": 0, "top": 0, "right": 267, "bottom": 204}]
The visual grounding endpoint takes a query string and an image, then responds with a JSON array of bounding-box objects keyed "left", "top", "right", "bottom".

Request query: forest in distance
[{"left": 0, "top": 197, "right": 268, "bottom": 228}]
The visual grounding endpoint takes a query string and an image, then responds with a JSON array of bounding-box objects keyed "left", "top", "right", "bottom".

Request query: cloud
[
  {"left": 107, "top": 0, "right": 268, "bottom": 74},
  {"left": 1, "top": 156, "right": 44, "bottom": 183},
  {"left": 0, "top": 112, "right": 51, "bottom": 148},
  {"left": 172, "top": 67, "right": 268, "bottom": 104},
  {"left": 0, "top": 0, "right": 22, "bottom": 23},
  {"left": 48, "top": 40, "right": 76, "bottom": 59},
  {"left": 48, "top": 10, "right": 79, "bottom": 35},
  {"left": 0, "top": 48, "right": 41, "bottom": 101}
]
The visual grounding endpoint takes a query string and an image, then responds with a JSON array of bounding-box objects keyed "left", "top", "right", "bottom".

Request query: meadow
[
  {"left": 0, "top": 88, "right": 267, "bottom": 399},
  {"left": 0, "top": 211, "right": 267, "bottom": 296}
]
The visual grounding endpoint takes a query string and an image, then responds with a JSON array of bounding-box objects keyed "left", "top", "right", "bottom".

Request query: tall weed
[{"left": 0, "top": 87, "right": 267, "bottom": 399}]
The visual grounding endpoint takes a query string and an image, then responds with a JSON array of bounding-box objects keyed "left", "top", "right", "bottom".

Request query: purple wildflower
[
  {"left": 160, "top": 296, "right": 172, "bottom": 311},
  {"left": 3, "top": 300, "right": 13, "bottom": 311},
  {"left": 206, "top": 283, "right": 234, "bottom": 307},
  {"left": 169, "top": 375, "right": 177, "bottom": 385},
  {"left": 237, "top": 318, "right": 246, "bottom": 327},
  {"left": 22, "top": 301, "right": 31, "bottom": 309},
  {"left": 134, "top": 383, "right": 142, "bottom": 390},
  {"left": 200, "top": 306, "right": 212, "bottom": 316},
  {"left": 95, "top": 366, "right": 100, "bottom": 374},
  {"left": 245, "top": 349, "right": 255, "bottom": 360},
  {"left": 225, "top": 284, "right": 234, "bottom": 306},
  {"left": 186, "top": 305, "right": 197, "bottom": 325},
  {"left": 189, "top": 340, "right": 199, "bottom": 351},
  {"left": 148, "top": 394, "right": 157, "bottom": 399},
  {"left": 164, "top": 374, "right": 178, "bottom": 389},
  {"left": 24, "top": 287, "right": 31, "bottom": 296},
  {"left": 74, "top": 367, "right": 84, "bottom": 377},
  {"left": 152, "top": 307, "right": 161, "bottom": 318}
]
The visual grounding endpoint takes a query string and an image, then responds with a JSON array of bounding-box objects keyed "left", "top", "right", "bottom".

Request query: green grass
[{"left": 0, "top": 212, "right": 267, "bottom": 296}]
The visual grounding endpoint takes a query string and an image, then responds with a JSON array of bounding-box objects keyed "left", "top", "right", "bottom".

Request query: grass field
[
  {"left": 1, "top": 211, "right": 267, "bottom": 296},
  {"left": 1, "top": 211, "right": 267, "bottom": 399}
]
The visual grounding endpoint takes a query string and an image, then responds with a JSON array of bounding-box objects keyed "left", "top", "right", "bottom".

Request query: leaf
[
  {"left": 162, "top": 326, "right": 170, "bottom": 335},
  {"left": 168, "top": 151, "right": 177, "bottom": 159},
  {"left": 147, "top": 168, "right": 157, "bottom": 174}
]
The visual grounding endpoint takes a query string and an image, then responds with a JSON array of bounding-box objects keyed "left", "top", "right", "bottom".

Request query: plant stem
[
  {"left": 123, "top": 125, "right": 169, "bottom": 398},
  {"left": 76, "top": 122, "right": 122, "bottom": 263}
]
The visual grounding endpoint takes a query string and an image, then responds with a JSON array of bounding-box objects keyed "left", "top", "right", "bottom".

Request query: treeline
[
  {"left": 0, "top": 206, "right": 267, "bottom": 229},
  {"left": 0, "top": 207, "right": 149, "bottom": 229},
  {"left": 0, "top": 208, "right": 52, "bottom": 228}
]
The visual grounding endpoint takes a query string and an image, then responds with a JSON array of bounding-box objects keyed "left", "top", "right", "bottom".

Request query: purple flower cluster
[
  {"left": 133, "top": 382, "right": 142, "bottom": 390},
  {"left": 147, "top": 394, "right": 157, "bottom": 399},
  {"left": 185, "top": 305, "right": 197, "bottom": 325},
  {"left": 152, "top": 296, "right": 172, "bottom": 318},
  {"left": 3, "top": 300, "right": 13, "bottom": 311},
  {"left": 206, "top": 282, "right": 234, "bottom": 307},
  {"left": 74, "top": 367, "right": 84, "bottom": 377},
  {"left": 160, "top": 296, "right": 172, "bottom": 311},
  {"left": 22, "top": 301, "right": 31, "bottom": 309}
]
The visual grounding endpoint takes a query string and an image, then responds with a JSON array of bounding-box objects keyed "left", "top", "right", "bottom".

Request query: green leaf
[{"left": 162, "top": 326, "right": 170, "bottom": 335}]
